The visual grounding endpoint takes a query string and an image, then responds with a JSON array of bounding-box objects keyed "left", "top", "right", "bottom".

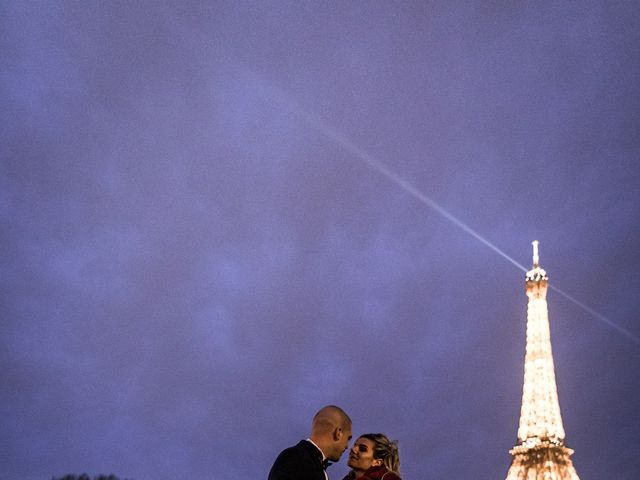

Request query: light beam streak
[
  {"left": 263, "top": 82, "right": 528, "bottom": 273},
  {"left": 260, "top": 77, "right": 640, "bottom": 347},
  {"left": 548, "top": 285, "right": 640, "bottom": 346}
]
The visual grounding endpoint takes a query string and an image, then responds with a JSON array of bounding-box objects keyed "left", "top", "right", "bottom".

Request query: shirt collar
[{"left": 306, "top": 438, "right": 327, "bottom": 461}]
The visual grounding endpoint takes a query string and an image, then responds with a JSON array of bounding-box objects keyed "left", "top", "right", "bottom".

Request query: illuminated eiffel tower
[{"left": 505, "top": 241, "right": 580, "bottom": 480}]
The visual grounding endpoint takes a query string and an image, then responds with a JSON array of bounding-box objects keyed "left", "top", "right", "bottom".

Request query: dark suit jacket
[{"left": 268, "top": 439, "right": 326, "bottom": 480}]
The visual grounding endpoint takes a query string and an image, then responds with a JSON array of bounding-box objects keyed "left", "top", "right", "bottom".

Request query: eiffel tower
[{"left": 505, "top": 241, "right": 580, "bottom": 480}]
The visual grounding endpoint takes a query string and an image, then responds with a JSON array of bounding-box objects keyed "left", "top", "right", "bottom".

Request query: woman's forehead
[{"left": 355, "top": 437, "right": 375, "bottom": 446}]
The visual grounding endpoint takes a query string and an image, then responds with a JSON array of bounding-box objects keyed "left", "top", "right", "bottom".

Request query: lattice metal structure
[{"left": 505, "top": 242, "right": 580, "bottom": 480}]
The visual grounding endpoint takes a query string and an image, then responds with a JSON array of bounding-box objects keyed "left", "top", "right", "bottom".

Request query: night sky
[{"left": 2, "top": 2, "right": 639, "bottom": 479}]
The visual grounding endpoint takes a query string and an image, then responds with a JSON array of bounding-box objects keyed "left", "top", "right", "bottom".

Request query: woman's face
[{"left": 347, "top": 437, "right": 381, "bottom": 473}]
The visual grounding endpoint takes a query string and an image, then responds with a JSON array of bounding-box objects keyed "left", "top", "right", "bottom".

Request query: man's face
[{"left": 330, "top": 424, "right": 352, "bottom": 461}]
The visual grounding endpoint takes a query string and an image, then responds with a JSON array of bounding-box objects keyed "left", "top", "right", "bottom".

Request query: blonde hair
[{"left": 360, "top": 433, "right": 400, "bottom": 474}]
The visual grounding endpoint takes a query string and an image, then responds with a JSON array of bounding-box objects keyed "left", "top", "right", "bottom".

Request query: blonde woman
[{"left": 342, "top": 433, "right": 401, "bottom": 480}]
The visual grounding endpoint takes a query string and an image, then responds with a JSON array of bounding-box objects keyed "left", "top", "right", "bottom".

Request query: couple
[{"left": 268, "top": 405, "right": 401, "bottom": 480}]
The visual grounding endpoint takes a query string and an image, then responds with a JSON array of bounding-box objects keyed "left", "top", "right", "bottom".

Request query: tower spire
[{"left": 504, "top": 242, "right": 580, "bottom": 480}]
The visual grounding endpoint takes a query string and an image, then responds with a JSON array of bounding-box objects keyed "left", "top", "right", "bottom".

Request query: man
[{"left": 268, "top": 405, "right": 353, "bottom": 480}]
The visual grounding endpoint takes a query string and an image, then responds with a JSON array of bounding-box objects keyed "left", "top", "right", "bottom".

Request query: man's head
[{"left": 309, "top": 405, "right": 353, "bottom": 462}]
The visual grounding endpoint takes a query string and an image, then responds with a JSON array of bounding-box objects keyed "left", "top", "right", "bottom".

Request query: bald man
[{"left": 268, "top": 405, "right": 353, "bottom": 480}]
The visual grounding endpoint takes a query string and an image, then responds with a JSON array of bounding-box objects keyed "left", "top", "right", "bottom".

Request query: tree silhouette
[{"left": 51, "top": 475, "right": 128, "bottom": 480}]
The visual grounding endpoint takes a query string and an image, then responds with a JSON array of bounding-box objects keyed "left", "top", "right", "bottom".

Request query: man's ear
[{"left": 333, "top": 427, "right": 342, "bottom": 441}]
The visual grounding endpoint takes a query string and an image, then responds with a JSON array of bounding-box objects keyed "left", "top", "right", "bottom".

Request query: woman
[{"left": 342, "top": 433, "right": 401, "bottom": 480}]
